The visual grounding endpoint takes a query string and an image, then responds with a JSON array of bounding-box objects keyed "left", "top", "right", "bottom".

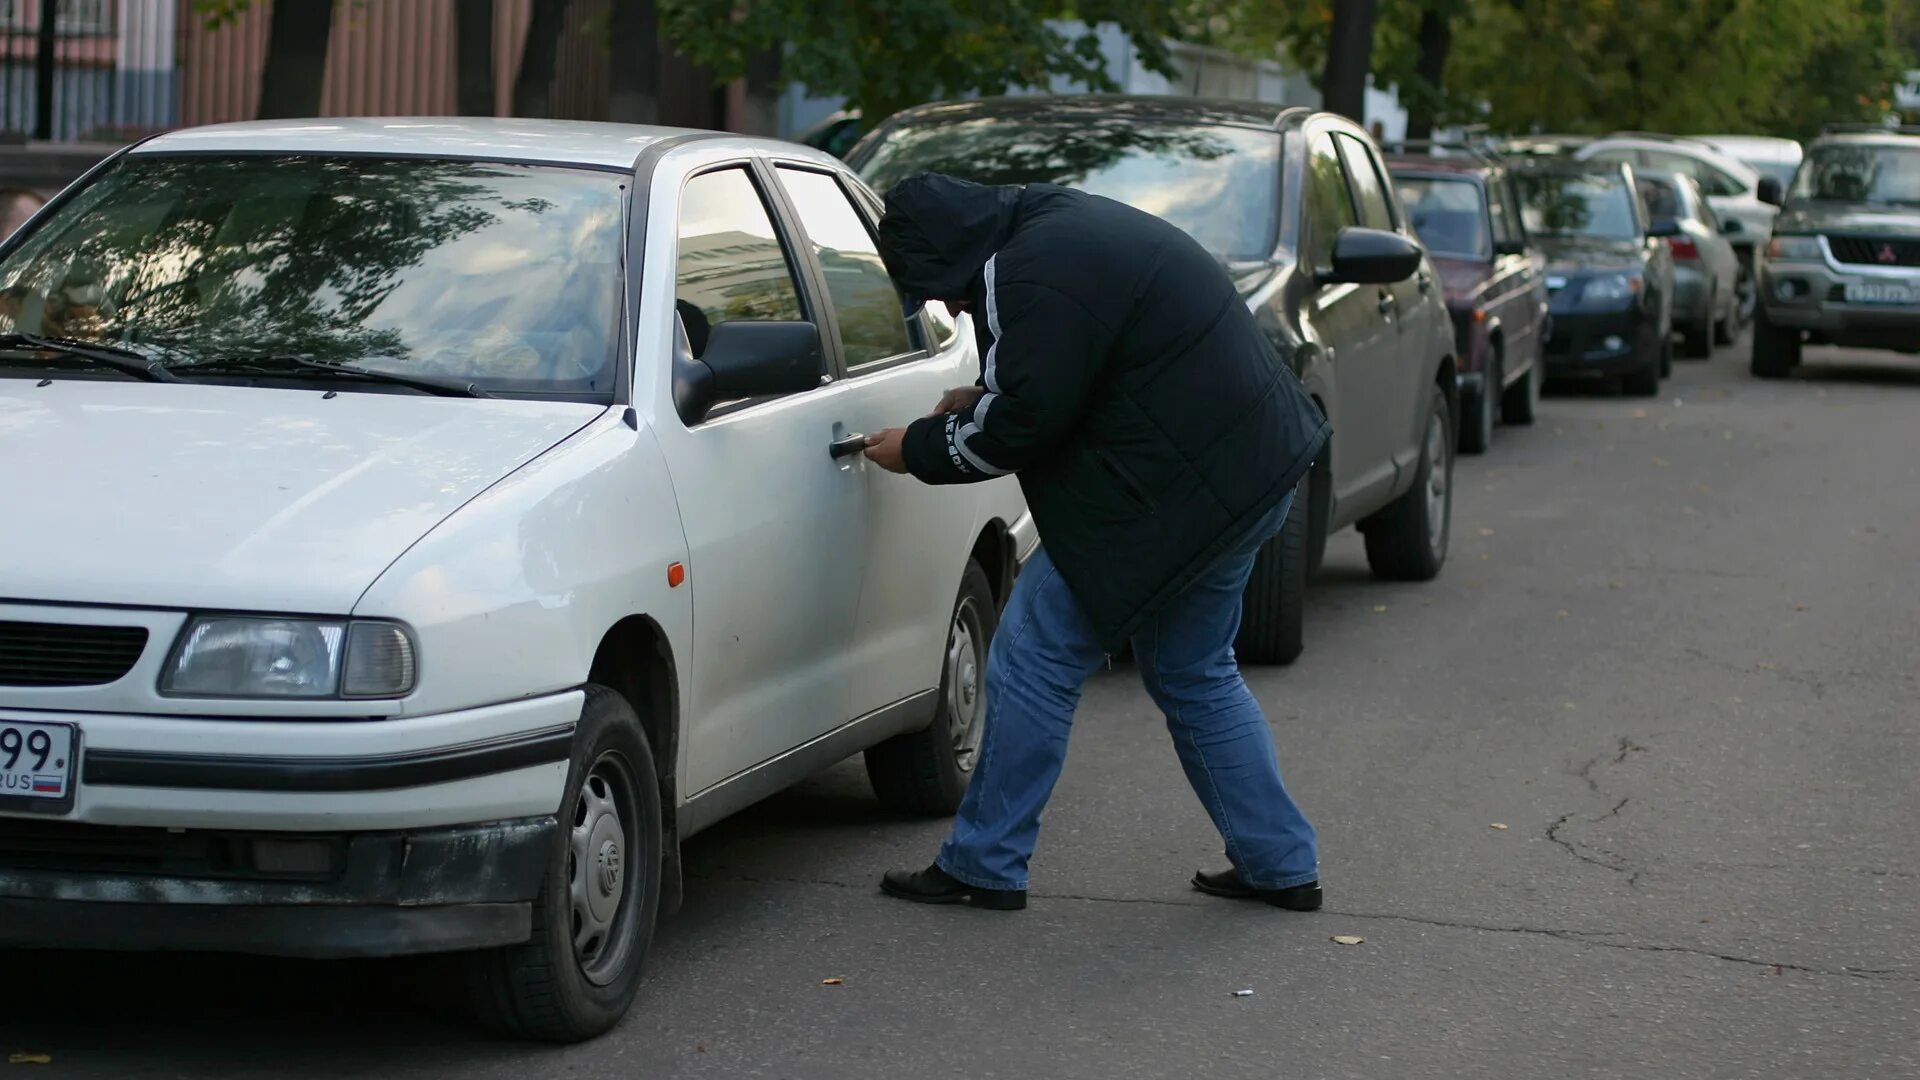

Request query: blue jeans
[{"left": 937, "top": 494, "right": 1319, "bottom": 892}]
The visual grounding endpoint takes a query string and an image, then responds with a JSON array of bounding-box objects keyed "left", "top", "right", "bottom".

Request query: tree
[
  {"left": 606, "top": 0, "right": 660, "bottom": 123},
  {"left": 194, "top": 0, "right": 338, "bottom": 120},
  {"left": 513, "top": 0, "right": 573, "bottom": 117},
  {"left": 455, "top": 0, "right": 496, "bottom": 116},
  {"left": 1322, "top": 0, "right": 1380, "bottom": 121},
  {"left": 661, "top": 0, "right": 1186, "bottom": 125}
]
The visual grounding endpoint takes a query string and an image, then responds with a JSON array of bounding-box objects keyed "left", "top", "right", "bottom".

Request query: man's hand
[
  {"left": 927, "top": 385, "right": 986, "bottom": 418},
  {"left": 864, "top": 428, "right": 910, "bottom": 474}
]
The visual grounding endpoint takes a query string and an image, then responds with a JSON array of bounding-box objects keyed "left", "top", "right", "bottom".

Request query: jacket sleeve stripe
[
  {"left": 954, "top": 420, "right": 1011, "bottom": 476},
  {"left": 974, "top": 391, "right": 997, "bottom": 428},
  {"left": 981, "top": 253, "right": 1004, "bottom": 395}
]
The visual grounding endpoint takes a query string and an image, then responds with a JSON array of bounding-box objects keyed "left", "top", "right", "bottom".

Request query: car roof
[
  {"left": 1384, "top": 155, "right": 1490, "bottom": 178},
  {"left": 133, "top": 117, "right": 839, "bottom": 171},
  {"left": 878, "top": 94, "right": 1301, "bottom": 133},
  {"left": 1512, "top": 160, "right": 1631, "bottom": 180},
  {"left": 1811, "top": 130, "right": 1920, "bottom": 148},
  {"left": 1578, "top": 134, "right": 1758, "bottom": 179}
]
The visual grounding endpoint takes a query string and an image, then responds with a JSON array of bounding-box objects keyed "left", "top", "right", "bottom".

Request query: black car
[
  {"left": 849, "top": 95, "right": 1457, "bottom": 665},
  {"left": 1513, "top": 162, "right": 1677, "bottom": 397}
]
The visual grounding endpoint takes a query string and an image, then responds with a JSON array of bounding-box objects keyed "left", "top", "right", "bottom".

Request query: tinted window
[
  {"left": 1306, "top": 134, "right": 1358, "bottom": 273},
  {"left": 777, "top": 166, "right": 913, "bottom": 368},
  {"left": 675, "top": 168, "right": 805, "bottom": 360},
  {"left": 1395, "top": 176, "right": 1490, "bottom": 258},
  {"left": 1336, "top": 134, "right": 1395, "bottom": 230},
  {"left": 0, "top": 155, "right": 624, "bottom": 398},
  {"left": 1638, "top": 175, "right": 1682, "bottom": 222},
  {"left": 1791, "top": 144, "right": 1920, "bottom": 206},
  {"left": 1643, "top": 150, "right": 1742, "bottom": 197},
  {"left": 858, "top": 118, "right": 1281, "bottom": 258},
  {"left": 1488, "top": 178, "right": 1519, "bottom": 247},
  {"left": 1515, "top": 173, "right": 1640, "bottom": 240}
]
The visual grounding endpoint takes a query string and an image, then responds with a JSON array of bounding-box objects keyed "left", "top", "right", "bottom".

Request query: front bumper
[
  {"left": 1761, "top": 258, "right": 1920, "bottom": 352},
  {"left": 0, "top": 816, "right": 554, "bottom": 957},
  {"left": 1544, "top": 309, "right": 1650, "bottom": 375}
]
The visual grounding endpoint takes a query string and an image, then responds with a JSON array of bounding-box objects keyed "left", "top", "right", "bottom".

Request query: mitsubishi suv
[{"left": 1752, "top": 125, "right": 1920, "bottom": 377}]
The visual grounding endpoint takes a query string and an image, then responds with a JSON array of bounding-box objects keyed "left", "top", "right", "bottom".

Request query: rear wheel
[
  {"left": 1363, "top": 390, "right": 1451, "bottom": 582},
  {"left": 1714, "top": 285, "right": 1737, "bottom": 344},
  {"left": 1683, "top": 287, "right": 1716, "bottom": 358},
  {"left": 465, "top": 685, "right": 661, "bottom": 1042},
  {"left": 1501, "top": 346, "right": 1539, "bottom": 425},
  {"left": 1458, "top": 346, "right": 1499, "bottom": 455},
  {"left": 866, "top": 560, "right": 997, "bottom": 815},
  {"left": 1235, "top": 476, "right": 1312, "bottom": 666},
  {"left": 1750, "top": 307, "right": 1802, "bottom": 379},
  {"left": 1624, "top": 337, "right": 1662, "bottom": 397}
]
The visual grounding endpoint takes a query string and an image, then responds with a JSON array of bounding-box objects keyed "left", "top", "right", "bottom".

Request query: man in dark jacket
[{"left": 864, "top": 174, "right": 1332, "bottom": 913}]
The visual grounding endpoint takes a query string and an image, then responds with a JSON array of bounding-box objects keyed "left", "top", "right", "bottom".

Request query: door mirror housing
[
  {"left": 674, "top": 319, "right": 823, "bottom": 425},
  {"left": 1756, "top": 176, "right": 1784, "bottom": 207},
  {"left": 1493, "top": 239, "right": 1528, "bottom": 257},
  {"left": 1324, "top": 227, "right": 1424, "bottom": 285},
  {"left": 1648, "top": 217, "right": 1683, "bottom": 239},
  {"left": 1719, "top": 217, "right": 1744, "bottom": 235}
]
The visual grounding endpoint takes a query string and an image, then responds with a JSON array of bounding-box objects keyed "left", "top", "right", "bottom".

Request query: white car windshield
[
  {"left": 0, "top": 155, "right": 626, "bottom": 400},
  {"left": 1791, "top": 144, "right": 1920, "bottom": 207},
  {"left": 1515, "top": 173, "right": 1639, "bottom": 241}
]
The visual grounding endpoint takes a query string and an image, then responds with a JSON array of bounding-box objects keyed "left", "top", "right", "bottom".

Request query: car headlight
[
  {"left": 162, "top": 617, "right": 416, "bottom": 699},
  {"left": 1583, "top": 273, "right": 1639, "bottom": 302},
  {"left": 1767, "top": 235, "right": 1822, "bottom": 260}
]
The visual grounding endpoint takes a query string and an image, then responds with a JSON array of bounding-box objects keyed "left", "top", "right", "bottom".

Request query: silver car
[{"left": 1637, "top": 171, "right": 1741, "bottom": 357}]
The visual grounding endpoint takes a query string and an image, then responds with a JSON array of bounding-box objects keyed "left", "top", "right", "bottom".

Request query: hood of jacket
[{"left": 877, "top": 173, "right": 1023, "bottom": 307}]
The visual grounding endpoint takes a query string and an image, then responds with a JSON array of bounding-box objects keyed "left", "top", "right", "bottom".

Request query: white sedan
[{"left": 0, "top": 119, "right": 1030, "bottom": 1040}]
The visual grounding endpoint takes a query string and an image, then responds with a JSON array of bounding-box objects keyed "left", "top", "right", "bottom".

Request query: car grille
[
  {"left": 1825, "top": 235, "right": 1920, "bottom": 268},
  {"left": 0, "top": 620, "right": 148, "bottom": 687},
  {"left": 0, "top": 820, "right": 342, "bottom": 882}
]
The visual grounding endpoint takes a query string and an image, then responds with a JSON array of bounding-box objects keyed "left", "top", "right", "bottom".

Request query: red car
[{"left": 1388, "top": 148, "right": 1551, "bottom": 453}]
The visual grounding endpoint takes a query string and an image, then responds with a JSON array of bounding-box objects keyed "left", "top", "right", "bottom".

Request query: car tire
[
  {"left": 465, "top": 685, "right": 661, "bottom": 1043},
  {"left": 1683, "top": 295, "right": 1714, "bottom": 358},
  {"left": 1363, "top": 389, "right": 1451, "bottom": 582},
  {"left": 1624, "top": 339, "right": 1662, "bottom": 397},
  {"left": 1459, "top": 347, "right": 1498, "bottom": 455},
  {"left": 865, "top": 559, "right": 997, "bottom": 815},
  {"left": 1501, "top": 348, "right": 1539, "bottom": 425},
  {"left": 1714, "top": 290, "right": 1737, "bottom": 345},
  {"left": 1235, "top": 476, "right": 1312, "bottom": 666},
  {"left": 1750, "top": 308, "right": 1802, "bottom": 379}
]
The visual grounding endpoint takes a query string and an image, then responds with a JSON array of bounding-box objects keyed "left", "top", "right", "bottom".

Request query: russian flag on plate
[{"left": 30, "top": 775, "right": 63, "bottom": 795}]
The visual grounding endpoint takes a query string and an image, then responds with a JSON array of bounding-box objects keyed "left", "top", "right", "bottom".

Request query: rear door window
[
  {"left": 1306, "top": 134, "right": 1359, "bottom": 274},
  {"left": 775, "top": 165, "right": 915, "bottom": 369},
  {"left": 1336, "top": 134, "right": 1397, "bottom": 231}
]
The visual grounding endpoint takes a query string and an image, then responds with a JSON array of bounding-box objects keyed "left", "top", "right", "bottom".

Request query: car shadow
[{"left": 1792, "top": 359, "right": 1920, "bottom": 388}]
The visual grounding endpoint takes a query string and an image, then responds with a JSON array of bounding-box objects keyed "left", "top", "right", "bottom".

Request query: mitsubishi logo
[{"left": 1879, "top": 243, "right": 1899, "bottom": 264}]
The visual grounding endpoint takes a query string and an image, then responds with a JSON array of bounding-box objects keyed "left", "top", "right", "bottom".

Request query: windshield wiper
[
  {"left": 0, "top": 332, "right": 181, "bottom": 383},
  {"left": 177, "top": 355, "right": 492, "bottom": 399}
]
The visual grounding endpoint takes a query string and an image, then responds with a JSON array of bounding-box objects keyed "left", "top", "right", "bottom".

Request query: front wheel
[
  {"left": 866, "top": 560, "right": 997, "bottom": 815},
  {"left": 1458, "top": 347, "right": 1499, "bottom": 455},
  {"left": 1363, "top": 389, "right": 1452, "bottom": 582},
  {"left": 1751, "top": 308, "right": 1802, "bottom": 378},
  {"left": 1501, "top": 347, "right": 1539, "bottom": 425},
  {"left": 1235, "top": 476, "right": 1312, "bottom": 666},
  {"left": 1623, "top": 338, "right": 1662, "bottom": 397},
  {"left": 465, "top": 685, "right": 661, "bottom": 1042}
]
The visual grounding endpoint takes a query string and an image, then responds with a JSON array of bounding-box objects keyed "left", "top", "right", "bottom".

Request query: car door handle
[
  {"left": 829, "top": 433, "right": 868, "bottom": 460},
  {"left": 1378, "top": 291, "right": 1397, "bottom": 316},
  {"left": 1417, "top": 273, "right": 1433, "bottom": 293}
]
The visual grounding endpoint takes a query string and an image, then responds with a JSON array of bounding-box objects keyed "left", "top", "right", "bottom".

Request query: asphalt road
[{"left": 6, "top": 338, "right": 1918, "bottom": 1080}]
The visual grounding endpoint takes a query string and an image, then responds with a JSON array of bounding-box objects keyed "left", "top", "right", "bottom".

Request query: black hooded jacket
[{"left": 879, "top": 174, "right": 1331, "bottom": 650}]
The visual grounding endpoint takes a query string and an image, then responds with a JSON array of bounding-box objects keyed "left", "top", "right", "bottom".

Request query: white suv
[{"left": 0, "top": 119, "right": 1031, "bottom": 1040}]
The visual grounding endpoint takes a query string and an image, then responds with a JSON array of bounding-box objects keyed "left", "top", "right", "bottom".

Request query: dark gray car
[
  {"left": 849, "top": 96, "right": 1457, "bottom": 666},
  {"left": 1638, "top": 171, "right": 1741, "bottom": 357}
]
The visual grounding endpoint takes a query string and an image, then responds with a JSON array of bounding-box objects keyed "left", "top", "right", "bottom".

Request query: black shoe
[
  {"left": 881, "top": 863, "right": 1027, "bottom": 910},
  {"left": 1191, "top": 867, "right": 1322, "bottom": 911}
]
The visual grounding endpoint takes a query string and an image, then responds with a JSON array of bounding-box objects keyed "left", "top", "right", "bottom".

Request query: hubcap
[
  {"left": 1425, "top": 409, "right": 1450, "bottom": 553},
  {"left": 946, "top": 597, "right": 985, "bottom": 772},
  {"left": 567, "top": 754, "right": 638, "bottom": 986}
]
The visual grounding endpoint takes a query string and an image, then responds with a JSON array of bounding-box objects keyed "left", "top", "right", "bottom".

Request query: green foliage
[{"left": 661, "top": 0, "right": 1185, "bottom": 123}]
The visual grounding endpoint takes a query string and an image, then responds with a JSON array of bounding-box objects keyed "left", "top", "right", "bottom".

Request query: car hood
[
  {"left": 1432, "top": 255, "right": 1494, "bottom": 304},
  {"left": 1536, "top": 236, "right": 1643, "bottom": 274},
  {"left": 0, "top": 381, "right": 603, "bottom": 612},
  {"left": 1774, "top": 202, "right": 1920, "bottom": 239}
]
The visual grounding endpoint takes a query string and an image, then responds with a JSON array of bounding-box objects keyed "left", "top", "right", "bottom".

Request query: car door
[
  {"left": 1484, "top": 172, "right": 1542, "bottom": 376},
  {"left": 1302, "top": 129, "right": 1398, "bottom": 510},
  {"left": 648, "top": 162, "right": 868, "bottom": 796},
  {"left": 1690, "top": 187, "right": 1740, "bottom": 310},
  {"left": 1335, "top": 131, "right": 1431, "bottom": 478},
  {"left": 765, "top": 161, "right": 990, "bottom": 720}
]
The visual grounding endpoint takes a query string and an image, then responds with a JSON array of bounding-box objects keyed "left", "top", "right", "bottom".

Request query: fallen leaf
[
  {"left": 1373, "top": 605, "right": 1388, "bottom": 613},
  {"left": 1764, "top": 964, "right": 1784, "bottom": 977},
  {"left": 1489, "top": 823, "right": 1509, "bottom": 830},
  {"left": 821, "top": 977, "right": 844, "bottom": 986},
  {"left": 1793, "top": 603, "right": 1808, "bottom": 612},
  {"left": 1479, "top": 553, "right": 1489, "bottom": 560},
  {"left": 1629, "top": 408, "right": 1648, "bottom": 418},
  {"left": 1556, "top": 610, "right": 1569, "bottom": 618},
  {"left": 1607, "top": 582, "right": 1621, "bottom": 589},
  {"left": 1651, "top": 456, "right": 1671, "bottom": 468},
  {"left": 1477, "top": 527, "right": 1496, "bottom": 537},
  {"left": 1331, "top": 935, "right": 1365, "bottom": 946},
  {"left": 1564, "top": 703, "right": 1578, "bottom": 710},
  {"left": 1758, "top": 662, "right": 1777, "bottom": 671},
  {"left": 1232, "top": 988, "right": 1255, "bottom": 997},
  {"left": 8, "top": 1055, "right": 51, "bottom": 1065}
]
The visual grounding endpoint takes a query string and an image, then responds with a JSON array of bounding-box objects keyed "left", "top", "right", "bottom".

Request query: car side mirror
[
  {"left": 1720, "top": 217, "right": 1744, "bottom": 235},
  {"left": 674, "top": 319, "right": 822, "bottom": 425},
  {"left": 1493, "top": 239, "right": 1527, "bottom": 257},
  {"left": 1648, "top": 218, "right": 1682, "bottom": 239},
  {"left": 1756, "top": 176, "right": 1784, "bottom": 207},
  {"left": 1324, "top": 227, "right": 1424, "bottom": 285}
]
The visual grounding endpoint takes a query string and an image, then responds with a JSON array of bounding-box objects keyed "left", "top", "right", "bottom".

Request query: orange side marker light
[{"left": 667, "top": 562, "right": 686, "bottom": 588}]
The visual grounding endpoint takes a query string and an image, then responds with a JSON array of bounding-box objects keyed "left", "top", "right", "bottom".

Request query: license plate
[
  {"left": 0, "top": 718, "right": 78, "bottom": 813},
  {"left": 1842, "top": 282, "right": 1916, "bottom": 305}
]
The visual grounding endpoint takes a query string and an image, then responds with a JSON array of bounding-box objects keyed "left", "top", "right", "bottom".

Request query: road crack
[{"left": 1548, "top": 739, "right": 1647, "bottom": 886}]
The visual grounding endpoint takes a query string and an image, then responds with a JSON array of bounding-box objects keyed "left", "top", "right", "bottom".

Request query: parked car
[
  {"left": 1387, "top": 145, "right": 1549, "bottom": 453},
  {"left": 0, "top": 119, "right": 1033, "bottom": 1041},
  {"left": 1513, "top": 161, "right": 1678, "bottom": 396},
  {"left": 1752, "top": 125, "right": 1920, "bottom": 377},
  {"left": 1495, "top": 134, "right": 1594, "bottom": 159},
  {"left": 850, "top": 96, "right": 1457, "bottom": 666},
  {"left": 1636, "top": 170, "right": 1741, "bottom": 356},
  {"left": 1575, "top": 133, "right": 1784, "bottom": 321},
  {"left": 1697, "top": 134, "right": 1803, "bottom": 193},
  {"left": 796, "top": 109, "right": 865, "bottom": 158}
]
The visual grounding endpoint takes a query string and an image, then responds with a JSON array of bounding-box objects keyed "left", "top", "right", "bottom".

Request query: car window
[
  {"left": 0, "top": 155, "right": 625, "bottom": 400},
  {"left": 1792, "top": 143, "right": 1920, "bottom": 205},
  {"left": 1395, "top": 175, "right": 1490, "bottom": 259},
  {"left": 1487, "top": 178, "right": 1519, "bottom": 248},
  {"left": 1515, "top": 172, "right": 1640, "bottom": 240},
  {"left": 1306, "top": 134, "right": 1358, "bottom": 274},
  {"left": 775, "top": 166, "right": 914, "bottom": 369},
  {"left": 1643, "top": 150, "right": 1742, "bottom": 198},
  {"left": 1335, "top": 134, "right": 1395, "bottom": 231},
  {"left": 674, "top": 167, "right": 806, "bottom": 363},
  {"left": 1637, "top": 175, "right": 1681, "bottom": 222}
]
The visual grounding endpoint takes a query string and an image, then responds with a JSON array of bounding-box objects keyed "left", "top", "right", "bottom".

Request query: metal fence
[{"left": 0, "top": 0, "right": 174, "bottom": 142}]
